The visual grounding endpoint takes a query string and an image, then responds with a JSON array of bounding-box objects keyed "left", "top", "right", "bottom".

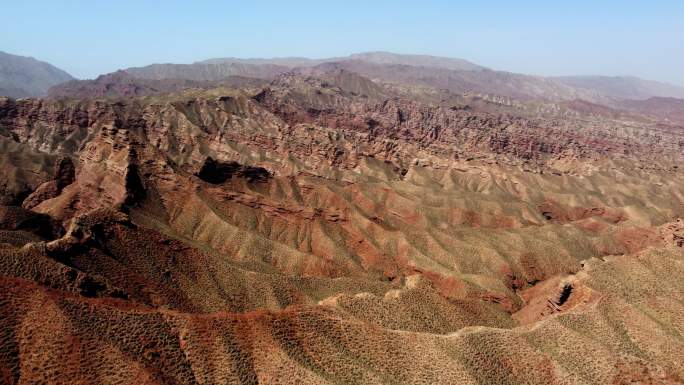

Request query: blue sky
[{"left": 2, "top": 0, "right": 683, "bottom": 84}]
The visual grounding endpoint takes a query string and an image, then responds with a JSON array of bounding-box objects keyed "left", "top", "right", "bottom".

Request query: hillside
[
  {"left": 0, "top": 51, "right": 74, "bottom": 97},
  {"left": 0, "top": 69, "right": 683, "bottom": 383},
  {"left": 555, "top": 75, "right": 684, "bottom": 100},
  {"left": 618, "top": 96, "right": 684, "bottom": 123}
]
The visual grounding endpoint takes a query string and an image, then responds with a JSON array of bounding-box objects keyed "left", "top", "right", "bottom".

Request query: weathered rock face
[
  {"left": 3, "top": 78, "right": 682, "bottom": 181},
  {"left": 22, "top": 156, "right": 75, "bottom": 210},
  {"left": 253, "top": 76, "right": 684, "bottom": 170},
  {"left": 195, "top": 157, "right": 271, "bottom": 184},
  {"left": 0, "top": 73, "right": 683, "bottom": 384}
]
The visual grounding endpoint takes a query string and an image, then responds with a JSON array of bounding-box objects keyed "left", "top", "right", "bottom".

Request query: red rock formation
[{"left": 0, "top": 72, "right": 683, "bottom": 384}]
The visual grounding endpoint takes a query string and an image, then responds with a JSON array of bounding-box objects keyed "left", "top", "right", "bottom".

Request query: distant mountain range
[
  {"left": 554, "top": 75, "right": 684, "bottom": 101},
  {"left": 121, "top": 51, "right": 684, "bottom": 102},
  {"left": 197, "top": 51, "right": 486, "bottom": 72},
  {"left": 3, "top": 50, "right": 684, "bottom": 104},
  {"left": 47, "top": 70, "right": 268, "bottom": 99},
  {"left": 0, "top": 51, "right": 74, "bottom": 97}
]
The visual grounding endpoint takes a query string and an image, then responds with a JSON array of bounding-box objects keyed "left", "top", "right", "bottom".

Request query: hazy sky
[{"left": 2, "top": 0, "right": 683, "bottom": 84}]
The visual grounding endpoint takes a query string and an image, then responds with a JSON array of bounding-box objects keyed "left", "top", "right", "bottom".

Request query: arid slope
[{"left": 0, "top": 71, "right": 683, "bottom": 384}]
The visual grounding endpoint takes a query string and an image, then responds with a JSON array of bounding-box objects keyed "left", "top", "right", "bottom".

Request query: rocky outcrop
[
  {"left": 196, "top": 157, "right": 271, "bottom": 184},
  {"left": 1, "top": 75, "right": 682, "bottom": 230},
  {"left": 22, "top": 156, "right": 75, "bottom": 209}
]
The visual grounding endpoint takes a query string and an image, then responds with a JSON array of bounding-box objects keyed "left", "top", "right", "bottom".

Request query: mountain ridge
[
  {"left": 121, "top": 51, "right": 684, "bottom": 102},
  {"left": 555, "top": 75, "right": 684, "bottom": 100},
  {"left": 197, "top": 51, "right": 487, "bottom": 72},
  {"left": 0, "top": 51, "right": 74, "bottom": 97}
]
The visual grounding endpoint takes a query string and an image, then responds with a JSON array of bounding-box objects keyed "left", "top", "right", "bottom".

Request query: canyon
[{"left": 0, "top": 53, "right": 683, "bottom": 384}]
